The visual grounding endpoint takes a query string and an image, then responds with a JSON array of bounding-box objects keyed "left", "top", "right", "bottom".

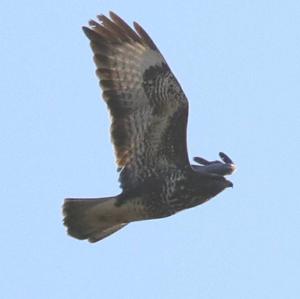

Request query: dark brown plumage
[{"left": 63, "top": 12, "right": 235, "bottom": 243}]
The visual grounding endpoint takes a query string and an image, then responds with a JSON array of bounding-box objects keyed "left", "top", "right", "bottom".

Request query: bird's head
[
  {"left": 202, "top": 173, "right": 232, "bottom": 195},
  {"left": 189, "top": 171, "right": 233, "bottom": 204}
]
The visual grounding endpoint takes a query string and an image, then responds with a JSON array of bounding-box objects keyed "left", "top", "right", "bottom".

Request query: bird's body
[
  {"left": 63, "top": 12, "right": 235, "bottom": 243},
  {"left": 118, "top": 167, "right": 228, "bottom": 218}
]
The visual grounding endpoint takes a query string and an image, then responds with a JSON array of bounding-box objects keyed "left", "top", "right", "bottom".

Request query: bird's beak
[{"left": 225, "top": 179, "right": 233, "bottom": 188}]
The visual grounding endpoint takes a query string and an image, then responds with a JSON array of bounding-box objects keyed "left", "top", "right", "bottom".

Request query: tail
[{"left": 63, "top": 197, "right": 128, "bottom": 243}]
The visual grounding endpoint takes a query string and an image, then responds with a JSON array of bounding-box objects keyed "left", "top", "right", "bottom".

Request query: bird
[{"left": 63, "top": 12, "right": 236, "bottom": 243}]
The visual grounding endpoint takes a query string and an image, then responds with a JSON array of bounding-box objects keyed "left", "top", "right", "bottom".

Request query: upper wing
[{"left": 83, "top": 12, "right": 190, "bottom": 190}]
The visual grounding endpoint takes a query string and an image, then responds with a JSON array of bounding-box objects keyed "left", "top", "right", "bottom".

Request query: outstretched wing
[{"left": 83, "top": 12, "right": 189, "bottom": 190}]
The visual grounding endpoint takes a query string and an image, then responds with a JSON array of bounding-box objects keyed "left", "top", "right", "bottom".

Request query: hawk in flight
[{"left": 63, "top": 12, "right": 236, "bottom": 243}]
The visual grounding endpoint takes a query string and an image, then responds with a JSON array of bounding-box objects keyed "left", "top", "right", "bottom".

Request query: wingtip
[
  {"left": 109, "top": 11, "right": 118, "bottom": 19},
  {"left": 133, "top": 21, "right": 141, "bottom": 31},
  {"left": 82, "top": 26, "right": 90, "bottom": 34},
  {"left": 95, "top": 14, "right": 105, "bottom": 26}
]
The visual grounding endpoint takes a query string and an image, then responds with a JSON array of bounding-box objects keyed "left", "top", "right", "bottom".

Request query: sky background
[{"left": 1, "top": 0, "right": 299, "bottom": 298}]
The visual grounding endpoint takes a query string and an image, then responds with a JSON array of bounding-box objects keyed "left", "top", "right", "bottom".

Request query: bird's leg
[{"left": 193, "top": 152, "right": 236, "bottom": 176}]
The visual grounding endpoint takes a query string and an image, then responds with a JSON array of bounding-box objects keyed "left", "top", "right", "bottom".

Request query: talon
[{"left": 193, "top": 152, "right": 236, "bottom": 176}]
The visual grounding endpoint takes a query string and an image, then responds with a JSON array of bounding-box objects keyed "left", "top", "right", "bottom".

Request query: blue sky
[{"left": 1, "top": 0, "right": 299, "bottom": 298}]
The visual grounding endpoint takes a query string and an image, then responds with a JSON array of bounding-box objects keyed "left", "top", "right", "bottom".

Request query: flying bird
[{"left": 63, "top": 12, "right": 236, "bottom": 243}]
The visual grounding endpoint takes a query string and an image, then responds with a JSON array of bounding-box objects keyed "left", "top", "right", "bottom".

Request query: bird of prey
[{"left": 63, "top": 12, "right": 236, "bottom": 243}]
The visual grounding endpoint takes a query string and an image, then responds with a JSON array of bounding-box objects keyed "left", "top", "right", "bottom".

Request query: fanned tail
[{"left": 63, "top": 197, "right": 128, "bottom": 243}]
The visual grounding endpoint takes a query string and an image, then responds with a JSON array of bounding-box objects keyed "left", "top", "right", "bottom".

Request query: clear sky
[{"left": 1, "top": 0, "right": 299, "bottom": 298}]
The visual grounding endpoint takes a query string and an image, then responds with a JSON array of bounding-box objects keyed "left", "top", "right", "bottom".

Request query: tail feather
[
  {"left": 63, "top": 197, "right": 128, "bottom": 243},
  {"left": 88, "top": 223, "right": 128, "bottom": 243}
]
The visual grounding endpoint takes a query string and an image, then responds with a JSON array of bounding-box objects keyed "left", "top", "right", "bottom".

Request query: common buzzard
[{"left": 63, "top": 12, "right": 236, "bottom": 243}]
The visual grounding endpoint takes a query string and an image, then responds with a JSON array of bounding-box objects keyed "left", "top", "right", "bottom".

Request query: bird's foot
[{"left": 193, "top": 152, "right": 236, "bottom": 176}]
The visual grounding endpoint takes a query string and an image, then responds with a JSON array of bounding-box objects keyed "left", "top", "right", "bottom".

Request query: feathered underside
[{"left": 83, "top": 12, "right": 190, "bottom": 191}]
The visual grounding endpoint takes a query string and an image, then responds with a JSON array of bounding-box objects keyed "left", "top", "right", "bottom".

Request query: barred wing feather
[{"left": 83, "top": 12, "right": 190, "bottom": 190}]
